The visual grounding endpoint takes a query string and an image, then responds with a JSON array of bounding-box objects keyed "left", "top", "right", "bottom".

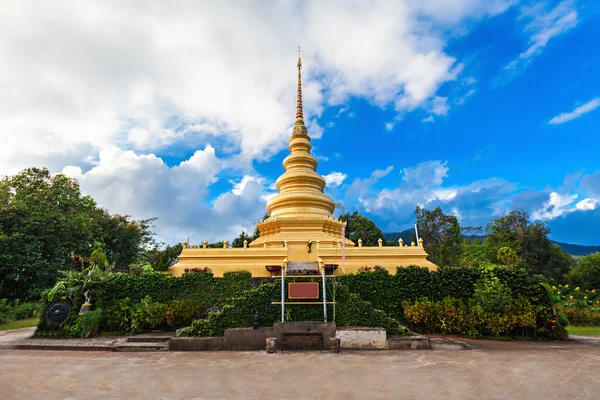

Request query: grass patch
[
  {"left": 566, "top": 326, "right": 600, "bottom": 336},
  {"left": 0, "top": 317, "right": 39, "bottom": 331}
]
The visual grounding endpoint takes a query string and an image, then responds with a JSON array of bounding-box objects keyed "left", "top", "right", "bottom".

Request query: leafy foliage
[
  {"left": 181, "top": 283, "right": 406, "bottom": 337},
  {"left": 567, "top": 252, "right": 600, "bottom": 290},
  {"left": 36, "top": 269, "right": 252, "bottom": 335},
  {"left": 0, "top": 168, "right": 157, "bottom": 300},
  {"left": 485, "top": 210, "right": 573, "bottom": 280},
  {"left": 403, "top": 295, "right": 538, "bottom": 337},
  {"left": 415, "top": 206, "right": 462, "bottom": 267},
  {"left": 339, "top": 211, "right": 384, "bottom": 246},
  {"left": 552, "top": 284, "right": 600, "bottom": 326},
  {"left": 497, "top": 246, "right": 519, "bottom": 267},
  {"left": 340, "top": 264, "right": 554, "bottom": 337},
  {"left": 141, "top": 243, "right": 183, "bottom": 272}
]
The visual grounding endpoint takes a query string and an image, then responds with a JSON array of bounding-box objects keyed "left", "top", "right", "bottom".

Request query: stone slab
[
  {"left": 569, "top": 335, "right": 600, "bottom": 346},
  {"left": 168, "top": 337, "right": 224, "bottom": 351},
  {"left": 387, "top": 335, "right": 431, "bottom": 350},
  {"left": 429, "top": 337, "right": 472, "bottom": 350},
  {"left": 273, "top": 322, "right": 336, "bottom": 349},
  {"left": 224, "top": 327, "right": 274, "bottom": 350},
  {"left": 336, "top": 327, "right": 387, "bottom": 349},
  {"left": 15, "top": 337, "right": 117, "bottom": 351}
]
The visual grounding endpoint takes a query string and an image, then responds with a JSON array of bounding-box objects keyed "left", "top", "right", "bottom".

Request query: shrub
[
  {"left": 101, "top": 298, "right": 133, "bottom": 332},
  {"left": 567, "top": 253, "right": 600, "bottom": 290},
  {"left": 13, "top": 302, "right": 36, "bottom": 320},
  {"left": 74, "top": 310, "right": 102, "bottom": 338},
  {"left": 181, "top": 282, "right": 407, "bottom": 337},
  {"left": 131, "top": 296, "right": 167, "bottom": 332},
  {"left": 403, "top": 295, "right": 538, "bottom": 337},
  {"left": 164, "top": 300, "right": 201, "bottom": 328},
  {"left": 471, "top": 277, "right": 513, "bottom": 314},
  {"left": 0, "top": 299, "right": 10, "bottom": 323}
]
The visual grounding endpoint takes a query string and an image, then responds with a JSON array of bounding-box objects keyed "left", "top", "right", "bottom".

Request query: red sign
[{"left": 288, "top": 282, "right": 319, "bottom": 299}]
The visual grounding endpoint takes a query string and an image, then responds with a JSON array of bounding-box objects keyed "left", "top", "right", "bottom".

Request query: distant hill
[
  {"left": 383, "top": 229, "right": 600, "bottom": 257},
  {"left": 550, "top": 241, "right": 600, "bottom": 257},
  {"left": 383, "top": 229, "right": 415, "bottom": 244}
]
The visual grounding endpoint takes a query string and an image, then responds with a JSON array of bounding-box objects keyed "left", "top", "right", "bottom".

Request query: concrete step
[
  {"left": 287, "top": 261, "right": 319, "bottom": 271},
  {"left": 127, "top": 333, "right": 175, "bottom": 343},
  {"left": 114, "top": 342, "right": 168, "bottom": 352}
]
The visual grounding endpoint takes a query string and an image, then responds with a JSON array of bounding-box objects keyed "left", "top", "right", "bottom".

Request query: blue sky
[{"left": 1, "top": 1, "right": 599, "bottom": 245}]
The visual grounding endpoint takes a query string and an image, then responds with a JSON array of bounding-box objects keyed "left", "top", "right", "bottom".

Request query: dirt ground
[{"left": 1, "top": 339, "right": 600, "bottom": 400}]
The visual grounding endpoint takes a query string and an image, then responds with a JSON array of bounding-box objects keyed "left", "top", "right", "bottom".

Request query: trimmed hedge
[
  {"left": 180, "top": 282, "right": 406, "bottom": 337},
  {"left": 340, "top": 266, "right": 545, "bottom": 318},
  {"left": 36, "top": 270, "right": 253, "bottom": 336},
  {"left": 87, "top": 270, "right": 252, "bottom": 307},
  {"left": 340, "top": 265, "right": 555, "bottom": 337}
]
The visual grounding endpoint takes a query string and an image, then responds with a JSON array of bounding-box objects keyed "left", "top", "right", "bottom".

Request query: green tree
[
  {"left": 91, "top": 210, "right": 155, "bottom": 268},
  {"left": 232, "top": 231, "right": 253, "bottom": 248},
  {"left": 567, "top": 252, "right": 600, "bottom": 290},
  {"left": 497, "top": 247, "right": 519, "bottom": 267},
  {"left": 0, "top": 168, "right": 98, "bottom": 299},
  {"left": 339, "top": 211, "right": 384, "bottom": 246},
  {"left": 415, "top": 206, "right": 462, "bottom": 267},
  {"left": 485, "top": 210, "right": 573, "bottom": 280},
  {"left": 143, "top": 242, "right": 183, "bottom": 272}
]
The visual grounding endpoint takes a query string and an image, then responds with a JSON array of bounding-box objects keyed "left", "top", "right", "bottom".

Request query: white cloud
[
  {"left": 353, "top": 160, "right": 516, "bottom": 228},
  {"left": 61, "top": 147, "right": 267, "bottom": 244},
  {"left": 0, "top": 1, "right": 523, "bottom": 242},
  {"left": 384, "top": 122, "right": 396, "bottom": 131},
  {"left": 323, "top": 172, "right": 348, "bottom": 188},
  {"left": 549, "top": 98, "right": 600, "bottom": 125},
  {"left": 576, "top": 198, "right": 599, "bottom": 211},
  {"left": 0, "top": 0, "right": 515, "bottom": 176},
  {"left": 531, "top": 191, "right": 578, "bottom": 220},
  {"left": 429, "top": 96, "right": 450, "bottom": 116},
  {"left": 422, "top": 116, "right": 435, "bottom": 123},
  {"left": 504, "top": 1, "right": 578, "bottom": 72}
]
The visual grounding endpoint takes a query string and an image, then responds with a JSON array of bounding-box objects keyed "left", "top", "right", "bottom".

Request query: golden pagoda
[{"left": 169, "top": 52, "right": 437, "bottom": 277}]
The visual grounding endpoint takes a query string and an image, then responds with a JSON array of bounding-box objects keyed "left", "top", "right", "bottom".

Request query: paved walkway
[{"left": 2, "top": 342, "right": 600, "bottom": 399}]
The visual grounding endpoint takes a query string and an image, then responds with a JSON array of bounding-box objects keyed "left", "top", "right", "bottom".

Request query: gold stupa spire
[
  {"left": 296, "top": 47, "right": 303, "bottom": 123},
  {"left": 266, "top": 51, "right": 335, "bottom": 218},
  {"left": 293, "top": 48, "right": 307, "bottom": 136}
]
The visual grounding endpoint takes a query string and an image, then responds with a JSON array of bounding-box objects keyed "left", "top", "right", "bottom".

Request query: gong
[{"left": 45, "top": 300, "right": 70, "bottom": 325}]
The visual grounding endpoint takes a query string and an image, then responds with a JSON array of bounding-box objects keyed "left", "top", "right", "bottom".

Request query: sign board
[{"left": 288, "top": 282, "right": 319, "bottom": 299}]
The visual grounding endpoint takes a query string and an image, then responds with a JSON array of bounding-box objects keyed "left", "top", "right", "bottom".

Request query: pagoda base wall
[{"left": 168, "top": 245, "right": 437, "bottom": 277}]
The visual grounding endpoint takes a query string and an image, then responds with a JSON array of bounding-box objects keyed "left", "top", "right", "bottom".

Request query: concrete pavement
[{"left": 2, "top": 341, "right": 600, "bottom": 399}]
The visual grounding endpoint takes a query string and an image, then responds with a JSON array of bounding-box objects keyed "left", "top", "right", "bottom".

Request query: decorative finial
[{"left": 296, "top": 48, "right": 303, "bottom": 123}]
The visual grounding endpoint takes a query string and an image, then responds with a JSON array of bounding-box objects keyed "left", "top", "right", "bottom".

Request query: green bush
[
  {"left": 471, "top": 277, "right": 513, "bottom": 314},
  {"left": 341, "top": 265, "right": 544, "bottom": 319},
  {"left": 13, "top": 303, "right": 36, "bottom": 320},
  {"left": 37, "top": 268, "right": 253, "bottom": 336},
  {"left": 101, "top": 298, "right": 133, "bottom": 333},
  {"left": 403, "top": 295, "right": 539, "bottom": 337},
  {"left": 74, "top": 310, "right": 102, "bottom": 338},
  {"left": 0, "top": 299, "right": 10, "bottom": 323},
  {"left": 164, "top": 300, "right": 201, "bottom": 328},
  {"left": 131, "top": 296, "right": 168, "bottom": 332},
  {"left": 180, "top": 282, "right": 407, "bottom": 337}
]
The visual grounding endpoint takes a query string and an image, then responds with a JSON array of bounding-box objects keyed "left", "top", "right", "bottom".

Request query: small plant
[
  {"left": 13, "top": 303, "right": 36, "bottom": 320},
  {"left": 75, "top": 310, "right": 102, "bottom": 338},
  {"left": 184, "top": 267, "right": 212, "bottom": 274},
  {"left": 0, "top": 299, "right": 10, "bottom": 324},
  {"left": 290, "top": 269, "right": 320, "bottom": 275}
]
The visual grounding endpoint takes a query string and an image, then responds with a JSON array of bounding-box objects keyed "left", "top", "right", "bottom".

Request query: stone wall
[{"left": 336, "top": 327, "right": 387, "bottom": 349}]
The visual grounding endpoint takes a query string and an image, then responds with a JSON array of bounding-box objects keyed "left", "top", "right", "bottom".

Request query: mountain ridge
[{"left": 383, "top": 229, "right": 600, "bottom": 257}]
